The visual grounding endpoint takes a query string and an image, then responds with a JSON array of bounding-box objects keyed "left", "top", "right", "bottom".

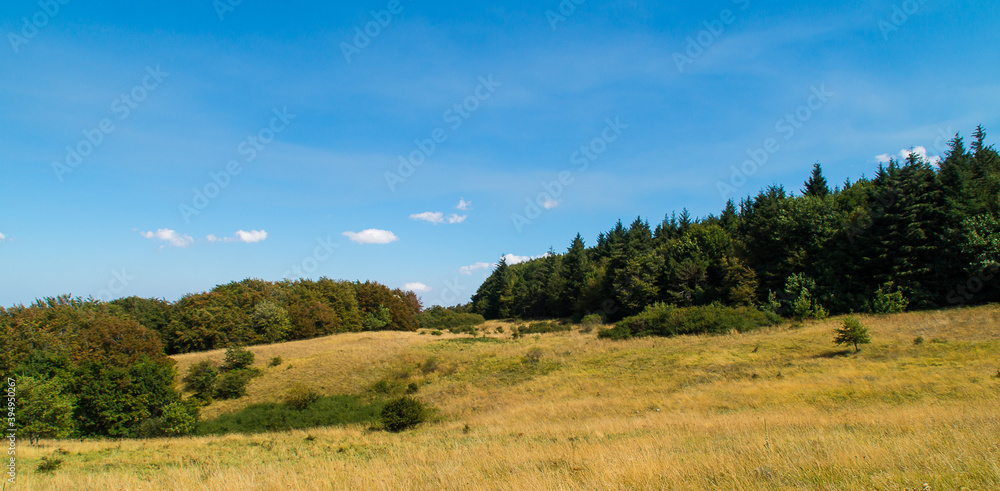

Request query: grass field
[{"left": 14, "top": 306, "right": 1000, "bottom": 490}]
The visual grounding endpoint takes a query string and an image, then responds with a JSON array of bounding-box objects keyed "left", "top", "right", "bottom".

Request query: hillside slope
[{"left": 20, "top": 306, "right": 1000, "bottom": 490}]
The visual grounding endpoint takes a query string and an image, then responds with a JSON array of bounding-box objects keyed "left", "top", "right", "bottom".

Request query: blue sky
[{"left": 1, "top": 0, "right": 998, "bottom": 307}]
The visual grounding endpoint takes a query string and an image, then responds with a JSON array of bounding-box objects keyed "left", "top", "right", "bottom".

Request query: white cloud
[
  {"left": 541, "top": 197, "right": 560, "bottom": 209},
  {"left": 404, "top": 282, "right": 432, "bottom": 293},
  {"left": 502, "top": 253, "right": 544, "bottom": 265},
  {"left": 208, "top": 230, "right": 269, "bottom": 244},
  {"left": 140, "top": 228, "right": 194, "bottom": 248},
  {"left": 410, "top": 211, "right": 445, "bottom": 224},
  {"left": 459, "top": 262, "right": 493, "bottom": 275},
  {"left": 875, "top": 146, "right": 942, "bottom": 166},
  {"left": 456, "top": 198, "right": 472, "bottom": 210},
  {"left": 411, "top": 211, "right": 467, "bottom": 225},
  {"left": 0, "top": 232, "right": 5, "bottom": 241},
  {"left": 343, "top": 229, "right": 398, "bottom": 244}
]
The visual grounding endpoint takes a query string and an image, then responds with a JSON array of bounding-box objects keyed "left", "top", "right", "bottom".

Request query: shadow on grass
[
  {"left": 815, "top": 349, "right": 853, "bottom": 359},
  {"left": 197, "top": 394, "right": 386, "bottom": 435}
]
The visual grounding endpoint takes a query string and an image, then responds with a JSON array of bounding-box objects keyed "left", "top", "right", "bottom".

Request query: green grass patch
[{"left": 197, "top": 394, "right": 386, "bottom": 435}]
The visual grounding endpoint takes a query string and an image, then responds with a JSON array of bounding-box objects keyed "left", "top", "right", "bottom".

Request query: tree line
[
  {"left": 0, "top": 279, "right": 422, "bottom": 439},
  {"left": 470, "top": 127, "right": 1000, "bottom": 321}
]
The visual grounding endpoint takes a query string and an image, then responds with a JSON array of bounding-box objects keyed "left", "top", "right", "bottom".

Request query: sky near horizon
[{"left": 1, "top": 0, "right": 998, "bottom": 308}]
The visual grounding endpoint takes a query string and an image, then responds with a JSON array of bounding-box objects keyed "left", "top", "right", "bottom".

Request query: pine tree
[{"left": 803, "top": 163, "right": 830, "bottom": 197}]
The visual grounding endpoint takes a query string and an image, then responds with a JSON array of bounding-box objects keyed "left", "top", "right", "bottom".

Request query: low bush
[
  {"left": 215, "top": 370, "right": 254, "bottom": 399},
  {"left": 599, "top": 303, "right": 780, "bottom": 340},
  {"left": 198, "top": 395, "right": 386, "bottom": 435},
  {"left": 222, "top": 346, "right": 255, "bottom": 372},
  {"left": 284, "top": 384, "right": 321, "bottom": 410},
  {"left": 520, "top": 321, "right": 571, "bottom": 335},
  {"left": 380, "top": 396, "right": 426, "bottom": 432},
  {"left": 268, "top": 356, "right": 283, "bottom": 367},
  {"left": 417, "top": 306, "right": 486, "bottom": 331},
  {"left": 182, "top": 360, "right": 218, "bottom": 399}
]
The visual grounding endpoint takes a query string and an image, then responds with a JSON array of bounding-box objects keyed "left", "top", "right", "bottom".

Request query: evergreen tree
[{"left": 803, "top": 163, "right": 830, "bottom": 197}]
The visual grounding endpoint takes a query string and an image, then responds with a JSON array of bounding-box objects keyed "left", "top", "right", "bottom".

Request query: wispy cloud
[
  {"left": 541, "top": 198, "right": 560, "bottom": 209},
  {"left": 456, "top": 198, "right": 472, "bottom": 210},
  {"left": 140, "top": 228, "right": 194, "bottom": 248},
  {"left": 410, "top": 212, "right": 444, "bottom": 224},
  {"left": 410, "top": 211, "right": 467, "bottom": 225},
  {"left": 0, "top": 232, "right": 5, "bottom": 242},
  {"left": 207, "top": 230, "right": 268, "bottom": 244},
  {"left": 343, "top": 229, "right": 399, "bottom": 244},
  {"left": 459, "top": 262, "right": 493, "bottom": 275},
  {"left": 875, "top": 146, "right": 942, "bottom": 165},
  {"left": 404, "top": 282, "right": 432, "bottom": 293}
]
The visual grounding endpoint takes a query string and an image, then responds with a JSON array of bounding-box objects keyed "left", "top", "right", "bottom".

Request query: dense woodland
[
  {"left": 470, "top": 127, "right": 1000, "bottom": 321},
  {"left": 0, "top": 279, "right": 421, "bottom": 439},
  {"left": 2, "top": 127, "right": 997, "bottom": 440}
]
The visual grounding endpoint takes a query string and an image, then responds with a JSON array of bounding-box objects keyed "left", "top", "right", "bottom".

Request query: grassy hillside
[{"left": 17, "top": 306, "right": 1000, "bottom": 490}]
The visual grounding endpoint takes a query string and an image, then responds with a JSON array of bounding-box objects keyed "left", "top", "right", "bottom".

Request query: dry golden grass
[{"left": 15, "top": 305, "right": 1000, "bottom": 490}]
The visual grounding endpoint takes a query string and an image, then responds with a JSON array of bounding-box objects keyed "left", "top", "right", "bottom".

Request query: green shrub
[
  {"left": 198, "top": 395, "right": 385, "bottom": 435},
  {"left": 417, "top": 306, "right": 486, "bottom": 331},
  {"left": 405, "top": 382, "right": 419, "bottom": 395},
  {"left": 156, "top": 401, "right": 198, "bottom": 436},
  {"left": 268, "top": 356, "right": 283, "bottom": 367},
  {"left": 913, "top": 336, "right": 924, "bottom": 345},
  {"left": 834, "top": 316, "right": 871, "bottom": 352},
  {"left": 222, "top": 346, "right": 255, "bottom": 372},
  {"left": 603, "top": 303, "right": 780, "bottom": 340},
  {"left": 871, "top": 281, "right": 909, "bottom": 314},
  {"left": 215, "top": 370, "right": 253, "bottom": 399},
  {"left": 581, "top": 314, "right": 604, "bottom": 328},
  {"left": 284, "top": 384, "right": 320, "bottom": 410},
  {"left": 380, "top": 397, "right": 426, "bottom": 432},
  {"left": 182, "top": 360, "right": 218, "bottom": 398},
  {"left": 430, "top": 330, "right": 443, "bottom": 336},
  {"left": 420, "top": 357, "right": 440, "bottom": 375},
  {"left": 520, "top": 321, "right": 570, "bottom": 334}
]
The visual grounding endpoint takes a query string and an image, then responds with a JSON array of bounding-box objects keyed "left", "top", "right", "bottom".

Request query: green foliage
[
  {"left": 782, "top": 274, "right": 829, "bottom": 320},
  {"left": 380, "top": 396, "right": 426, "bottom": 432},
  {"left": 198, "top": 394, "right": 386, "bottom": 435},
  {"left": 182, "top": 360, "right": 218, "bottom": 399},
  {"left": 72, "top": 356, "right": 181, "bottom": 438},
  {"left": 362, "top": 304, "right": 393, "bottom": 331},
  {"left": 417, "top": 306, "right": 486, "bottom": 331},
  {"left": 871, "top": 282, "right": 909, "bottom": 314},
  {"left": 405, "top": 382, "right": 419, "bottom": 395},
  {"left": 284, "top": 384, "right": 321, "bottom": 410},
  {"left": 215, "top": 370, "right": 254, "bottom": 400},
  {"left": 17, "top": 376, "right": 75, "bottom": 444},
  {"left": 520, "top": 321, "right": 571, "bottom": 334},
  {"left": 252, "top": 300, "right": 291, "bottom": 343},
  {"left": 153, "top": 402, "right": 198, "bottom": 436},
  {"left": 600, "top": 303, "right": 780, "bottom": 340},
  {"left": 268, "top": 356, "right": 283, "bottom": 367},
  {"left": 222, "top": 345, "right": 255, "bottom": 371},
  {"left": 835, "top": 316, "right": 872, "bottom": 352}
]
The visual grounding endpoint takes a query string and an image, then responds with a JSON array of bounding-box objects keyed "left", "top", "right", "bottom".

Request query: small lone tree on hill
[{"left": 835, "top": 316, "right": 871, "bottom": 353}]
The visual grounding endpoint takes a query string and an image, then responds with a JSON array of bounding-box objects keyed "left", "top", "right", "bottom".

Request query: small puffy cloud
[
  {"left": 343, "top": 229, "right": 398, "bottom": 244},
  {"left": 503, "top": 253, "right": 545, "bottom": 265},
  {"left": 875, "top": 146, "right": 942, "bottom": 165},
  {"left": 456, "top": 198, "right": 472, "bottom": 210},
  {"left": 404, "top": 282, "right": 432, "bottom": 293},
  {"left": 447, "top": 214, "right": 467, "bottom": 224},
  {"left": 0, "top": 232, "right": 5, "bottom": 241},
  {"left": 541, "top": 197, "right": 560, "bottom": 209},
  {"left": 410, "top": 211, "right": 444, "bottom": 224},
  {"left": 459, "top": 262, "right": 493, "bottom": 275},
  {"left": 208, "top": 230, "right": 268, "bottom": 244},
  {"left": 140, "top": 228, "right": 194, "bottom": 248}
]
